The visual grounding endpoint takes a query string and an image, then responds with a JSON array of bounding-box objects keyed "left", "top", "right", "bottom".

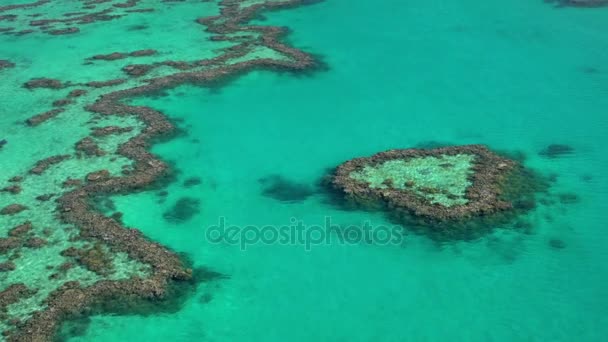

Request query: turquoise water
[
  {"left": 2, "top": 0, "right": 608, "bottom": 340},
  {"left": 70, "top": 0, "right": 608, "bottom": 341}
]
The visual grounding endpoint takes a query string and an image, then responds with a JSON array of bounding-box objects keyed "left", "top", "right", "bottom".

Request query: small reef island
[{"left": 329, "top": 145, "right": 546, "bottom": 239}]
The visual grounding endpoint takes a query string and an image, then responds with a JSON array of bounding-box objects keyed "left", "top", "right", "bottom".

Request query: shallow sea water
[{"left": 2, "top": 0, "right": 608, "bottom": 341}]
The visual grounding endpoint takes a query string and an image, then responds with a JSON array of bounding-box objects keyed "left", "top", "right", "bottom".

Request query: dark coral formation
[
  {"left": 68, "top": 89, "right": 88, "bottom": 98},
  {"left": 549, "top": 238, "right": 567, "bottom": 249},
  {"left": 85, "top": 169, "right": 111, "bottom": 182},
  {"left": 538, "top": 144, "right": 574, "bottom": 158},
  {"left": 24, "top": 237, "right": 47, "bottom": 248},
  {"left": 0, "top": 204, "right": 28, "bottom": 216},
  {"left": 23, "top": 77, "right": 63, "bottom": 89},
  {"left": 29, "top": 155, "right": 71, "bottom": 175},
  {"left": 0, "top": 238, "right": 21, "bottom": 254},
  {"left": 85, "top": 78, "right": 126, "bottom": 88},
  {"left": 35, "top": 194, "right": 55, "bottom": 202},
  {"left": 130, "top": 49, "right": 156, "bottom": 57},
  {"left": 0, "top": 0, "right": 181, "bottom": 37},
  {"left": 8, "top": 221, "right": 33, "bottom": 237},
  {"left": 75, "top": 137, "right": 106, "bottom": 157},
  {"left": 52, "top": 98, "right": 72, "bottom": 107},
  {"left": 182, "top": 177, "right": 202, "bottom": 188},
  {"left": 558, "top": 192, "right": 579, "bottom": 204},
  {"left": 0, "top": 262, "right": 16, "bottom": 272},
  {"left": 63, "top": 178, "right": 83, "bottom": 188},
  {"left": 0, "top": 185, "right": 22, "bottom": 195},
  {"left": 91, "top": 125, "right": 134, "bottom": 137},
  {"left": 331, "top": 145, "right": 516, "bottom": 221},
  {"left": 259, "top": 174, "right": 315, "bottom": 202},
  {"left": 0, "top": 284, "right": 35, "bottom": 321},
  {"left": 1, "top": 221, "right": 50, "bottom": 259},
  {"left": 89, "top": 52, "right": 127, "bottom": 61},
  {"left": 0, "top": 59, "right": 15, "bottom": 70},
  {"left": 122, "top": 64, "right": 153, "bottom": 77},
  {"left": 328, "top": 145, "right": 549, "bottom": 239},
  {"left": 25, "top": 108, "right": 65, "bottom": 126},
  {"left": 48, "top": 27, "right": 80, "bottom": 35},
  {"left": 61, "top": 244, "right": 113, "bottom": 276},
  {"left": 88, "top": 49, "right": 157, "bottom": 61},
  {"left": 163, "top": 197, "right": 201, "bottom": 223}
]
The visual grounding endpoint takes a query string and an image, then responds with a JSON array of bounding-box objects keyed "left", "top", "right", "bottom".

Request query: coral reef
[
  {"left": 61, "top": 244, "right": 114, "bottom": 276},
  {"left": 0, "top": 262, "right": 15, "bottom": 273},
  {"left": 22, "top": 78, "right": 63, "bottom": 89},
  {"left": 88, "top": 49, "right": 157, "bottom": 61},
  {"left": 68, "top": 89, "right": 87, "bottom": 98},
  {"left": 29, "top": 155, "right": 71, "bottom": 175},
  {"left": 0, "top": 284, "right": 34, "bottom": 319},
  {"left": 0, "top": 204, "right": 27, "bottom": 216},
  {"left": 8, "top": 222, "right": 32, "bottom": 237},
  {"left": 25, "top": 108, "right": 64, "bottom": 126},
  {"left": 23, "top": 237, "right": 47, "bottom": 249},
  {"left": 328, "top": 145, "right": 549, "bottom": 238},
  {"left": 91, "top": 125, "right": 134, "bottom": 137},
  {"left": 75, "top": 138, "right": 106, "bottom": 157},
  {"left": 0, "top": 185, "right": 21, "bottom": 195},
  {"left": 122, "top": 64, "right": 153, "bottom": 77}
]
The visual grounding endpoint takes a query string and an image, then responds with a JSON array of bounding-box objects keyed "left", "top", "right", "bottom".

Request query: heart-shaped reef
[{"left": 328, "top": 145, "right": 549, "bottom": 239}]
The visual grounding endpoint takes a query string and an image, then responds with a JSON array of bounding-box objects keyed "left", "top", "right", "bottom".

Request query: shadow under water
[
  {"left": 258, "top": 174, "right": 315, "bottom": 203},
  {"left": 162, "top": 197, "right": 202, "bottom": 224}
]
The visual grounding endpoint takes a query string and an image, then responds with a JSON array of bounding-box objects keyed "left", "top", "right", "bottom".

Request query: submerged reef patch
[
  {"left": 182, "top": 177, "right": 202, "bottom": 188},
  {"left": 259, "top": 174, "right": 315, "bottom": 203},
  {"left": 163, "top": 197, "right": 201, "bottom": 224},
  {"left": 29, "top": 155, "right": 71, "bottom": 175},
  {"left": 25, "top": 108, "right": 65, "bottom": 126},
  {"left": 0, "top": 60, "right": 14, "bottom": 70},
  {"left": 558, "top": 192, "right": 579, "bottom": 205},
  {"left": 87, "top": 49, "right": 157, "bottom": 61},
  {"left": 22, "top": 77, "right": 64, "bottom": 90},
  {"left": 0, "top": 204, "right": 27, "bottom": 216},
  {"left": 538, "top": 144, "right": 575, "bottom": 158},
  {"left": 548, "top": 238, "right": 567, "bottom": 249},
  {"left": 91, "top": 125, "right": 134, "bottom": 137},
  {"left": 328, "top": 145, "right": 549, "bottom": 239}
]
